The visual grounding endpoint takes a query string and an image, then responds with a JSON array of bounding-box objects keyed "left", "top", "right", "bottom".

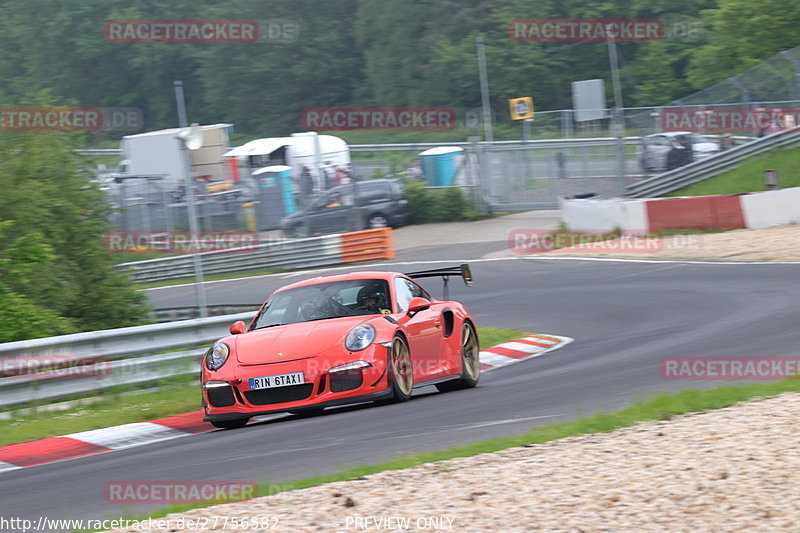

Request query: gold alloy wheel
[
  {"left": 391, "top": 336, "right": 413, "bottom": 396},
  {"left": 461, "top": 323, "right": 480, "bottom": 381}
]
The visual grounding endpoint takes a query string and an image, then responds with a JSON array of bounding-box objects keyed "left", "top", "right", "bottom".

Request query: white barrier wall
[
  {"left": 560, "top": 197, "right": 650, "bottom": 233},
  {"left": 741, "top": 186, "right": 800, "bottom": 229}
]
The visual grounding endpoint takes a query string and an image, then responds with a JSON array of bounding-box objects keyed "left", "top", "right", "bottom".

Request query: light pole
[{"left": 173, "top": 80, "right": 208, "bottom": 318}]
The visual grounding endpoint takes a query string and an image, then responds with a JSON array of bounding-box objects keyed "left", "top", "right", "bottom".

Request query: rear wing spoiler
[{"left": 405, "top": 264, "right": 473, "bottom": 300}]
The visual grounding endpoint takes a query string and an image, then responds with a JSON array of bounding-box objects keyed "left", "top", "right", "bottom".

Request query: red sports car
[{"left": 202, "top": 265, "right": 479, "bottom": 429}]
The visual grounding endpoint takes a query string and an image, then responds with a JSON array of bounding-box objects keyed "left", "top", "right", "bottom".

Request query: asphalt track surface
[{"left": 3, "top": 255, "right": 800, "bottom": 526}]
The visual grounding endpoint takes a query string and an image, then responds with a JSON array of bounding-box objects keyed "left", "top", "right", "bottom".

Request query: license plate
[{"left": 249, "top": 372, "right": 305, "bottom": 390}]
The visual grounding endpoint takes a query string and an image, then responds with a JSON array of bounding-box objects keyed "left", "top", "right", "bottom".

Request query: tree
[
  {"left": 0, "top": 222, "right": 76, "bottom": 342},
  {"left": 0, "top": 121, "right": 149, "bottom": 336},
  {"left": 686, "top": 0, "right": 800, "bottom": 90}
]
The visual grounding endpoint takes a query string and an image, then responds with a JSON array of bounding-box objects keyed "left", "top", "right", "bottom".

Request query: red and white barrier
[{"left": 562, "top": 186, "right": 800, "bottom": 233}]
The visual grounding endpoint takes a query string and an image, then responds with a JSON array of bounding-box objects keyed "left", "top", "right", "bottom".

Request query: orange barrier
[
  {"left": 646, "top": 194, "right": 745, "bottom": 232},
  {"left": 340, "top": 227, "right": 394, "bottom": 263}
]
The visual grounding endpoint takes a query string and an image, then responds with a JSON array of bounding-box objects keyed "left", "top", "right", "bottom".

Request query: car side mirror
[
  {"left": 229, "top": 320, "right": 246, "bottom": 335},
  {"left": 406, "top": 297, "right": 430, "bottom": 315}
]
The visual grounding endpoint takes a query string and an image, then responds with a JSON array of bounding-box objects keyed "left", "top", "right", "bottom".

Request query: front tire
[
  {"left": 367, "top": 214, "right": 389, "bottom": 229},
  {"left": 210, "top": 417, "right": 250, "bottom": 430},
  {"left": 387, "top": 334, "right": 413, "bottom": 402},
  {"left": 436, "top": 321, "right": 480, "bottom": 393}
]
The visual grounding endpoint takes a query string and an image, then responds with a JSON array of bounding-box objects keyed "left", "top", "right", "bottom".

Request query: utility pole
[
  {"left": 174, "top": 80, "right": 208, "bottom": 318},
  {"left": 476, "top": 36, "right": 494, "bottom": 144},
  {"left": 606, "top": 29, "right": 627, "bottom": 198},
  {"left": 476, "top": 36, "right": 494, "bottom": 206}
]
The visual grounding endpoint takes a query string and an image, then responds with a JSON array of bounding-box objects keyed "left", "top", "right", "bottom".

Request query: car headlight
[
  {"left": 345, "top": 324, "right": 376, "bottom": 351},
  {"left": 205, "top": 342, "right": 230, "bottom": 371}
]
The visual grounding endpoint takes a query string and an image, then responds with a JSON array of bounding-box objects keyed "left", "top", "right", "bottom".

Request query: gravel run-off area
[{"left": 106, "top": 392, "right": 800, "bottom": 532}]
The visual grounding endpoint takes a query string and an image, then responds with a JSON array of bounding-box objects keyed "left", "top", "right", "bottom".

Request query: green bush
[{"left": 403, "top": 179, "right": 476, "bottom": 224}]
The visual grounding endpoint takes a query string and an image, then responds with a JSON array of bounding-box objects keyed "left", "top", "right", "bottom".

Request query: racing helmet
[{"left": 357, "top": 282, "right": 386, "bottom": 309}]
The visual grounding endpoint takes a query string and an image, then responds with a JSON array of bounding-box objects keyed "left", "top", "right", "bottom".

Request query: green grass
[
  {"left": 109, "top": 375, "right": 800, "bottom": 529},
  {"left": 0, "top": 376, "right": 202, "bottom": 447},
  {"left": 476, "top": 327, "right": 532, "bottom": 351},
  {"left": 1, "top": 327, "right": 528, "bottom": 447},
  {"left": 669, "top": 146, "right": 800, "bottom": 196}
]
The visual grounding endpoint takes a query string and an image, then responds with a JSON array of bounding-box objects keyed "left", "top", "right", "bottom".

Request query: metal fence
[
  {"left": 106, "top": 176, "right": 243, "bottom": 232},
  {"left": 97, "top": 133, "right": 763, "bottom": 222},
  {"left": 627, "top": 127, "right": 800, "bottom": 197},
  {"left": 350, "top": 137, "right": 649, "bottom": 211}
]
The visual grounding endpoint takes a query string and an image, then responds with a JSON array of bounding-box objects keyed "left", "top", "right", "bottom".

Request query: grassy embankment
[{"left": 669, "top": 146, "right": 800, "bottom": 196}]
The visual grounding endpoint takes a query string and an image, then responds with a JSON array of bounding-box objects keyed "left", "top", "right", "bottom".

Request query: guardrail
[
  {"left": 116, "top": 228, "right": 394, "bottom": 283},
  {"left": 349, "top": 137, "right": 644, "bottom": 152},
  {"left": 0, "top": 312, "right": 255, "bottom": 408},
  {"left": 149, "top": 304, "right": 262, "bottom": 323},
  {"left": 627, "top": 128, "right": 800, "bottom": 197}
]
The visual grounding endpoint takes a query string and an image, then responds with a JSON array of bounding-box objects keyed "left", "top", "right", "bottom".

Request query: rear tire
[
  {"left": 386, "top": 334, "right": 413, "bottom": 402},
  {"left": 436, "top": 322, "right": 480, "bottom": 393},
  {"left": 210, "top": 417, "right": 249, "bottom": 429}
]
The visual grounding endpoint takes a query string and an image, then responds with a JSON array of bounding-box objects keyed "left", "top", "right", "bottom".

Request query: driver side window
[
  {"left": 394, "top": 277, "right": 431, "bottom": 312},
  {"left": 394, "top": 278, "right": 413, "bottom": 313}
]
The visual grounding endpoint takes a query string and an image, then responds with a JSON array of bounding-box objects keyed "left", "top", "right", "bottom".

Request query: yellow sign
[{"left": 509, "top": 97, "right": 534, "bottom": 120}]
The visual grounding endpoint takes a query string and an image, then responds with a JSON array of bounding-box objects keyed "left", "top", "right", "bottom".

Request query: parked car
[
  {"left": 201, "top": 265, "right": 478, "bottom": 429},
  {"left": 639, "top": 132, "right": 720, "bottom": 172},
  {"left": 280, "top": 178, "right": 408, "bottom": 237}
]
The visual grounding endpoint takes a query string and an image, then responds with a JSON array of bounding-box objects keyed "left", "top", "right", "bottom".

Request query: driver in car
[{"left": 355, "top": 284, "right": 389, "bottom": 314}]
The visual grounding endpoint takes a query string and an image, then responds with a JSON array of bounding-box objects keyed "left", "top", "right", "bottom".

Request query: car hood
[{"left": 234, "top": 316, "right": 379, "bottom": 365}]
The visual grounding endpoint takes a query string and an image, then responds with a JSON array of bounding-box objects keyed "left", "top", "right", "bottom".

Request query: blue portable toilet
[
  {"left": 252, "top": 165, "right": 297, "bottom": 230},
  {"left": 419, "top": 146, "right": 464, "bottom": 186}
]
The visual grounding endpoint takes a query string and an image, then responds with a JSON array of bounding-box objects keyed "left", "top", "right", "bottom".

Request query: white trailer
[
  {"left": 119, "top": 123, "right": 233, "bottom": 188},
  {"left": 224, "top": 132, "right": 350, "bottom": 194}
]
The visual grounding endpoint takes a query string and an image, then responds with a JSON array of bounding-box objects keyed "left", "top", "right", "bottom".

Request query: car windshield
[{"left": 251, "top": 278, "right": 392, "bottom": 329}]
